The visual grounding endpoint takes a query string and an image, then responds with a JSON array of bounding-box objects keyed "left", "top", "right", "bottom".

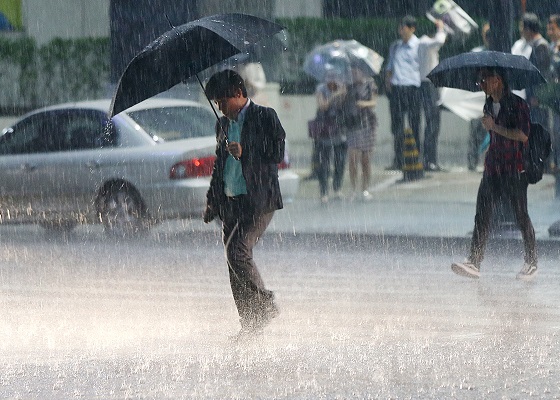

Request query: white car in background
[{"left": 0, "top": 98, "right": 299, "bottom": 236}]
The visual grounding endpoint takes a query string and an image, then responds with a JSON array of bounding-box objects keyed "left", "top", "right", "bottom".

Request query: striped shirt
[{"left": 483, "top": 92, "right": 530, "bottom": 177}]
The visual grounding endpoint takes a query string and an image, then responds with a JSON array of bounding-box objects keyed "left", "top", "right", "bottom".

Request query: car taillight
[
  {"left": 278, "top": 150, "right": 290, "bottom": 169},
  {"left": 278, "top": 159, "right": 290, "bottom": 169},
  {"left": 170, "top": 156, "right": 215, "bottom": 179}
]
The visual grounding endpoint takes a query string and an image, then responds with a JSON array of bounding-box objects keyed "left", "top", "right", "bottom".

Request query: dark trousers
[
  {"left": 222, "top": 197, "right": 274, "bottom": 326},
  {"left": 317, "top": 141, "right": 347, "bottom": 197},
  {"left": 469, "top": 174, "right": 537, "bottom": 267},
  {"left": 389, "top": 85, "right": 421, "bottom": 167},
  {"left": 420, "top": 81, "right": 441, "bottom": 165},
  {"left": 553, "top": 111, "right": 560, "bottom": 167}
]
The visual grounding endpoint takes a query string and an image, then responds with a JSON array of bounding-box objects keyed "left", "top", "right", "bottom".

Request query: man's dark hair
[
  {"left": 205, "top": 69, "right": 247, "bottom": 99},
  {"left": 400, "top": 15, "right": 417, "bottom": 29},
  {"left": 522, "top": 12, "right": 541, "bottom": 34},
  {"left": 550, "top": 14, "right": 560, "bottom": 28}
]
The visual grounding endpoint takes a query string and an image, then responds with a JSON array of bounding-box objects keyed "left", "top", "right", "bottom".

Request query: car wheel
[
  {"left": 39, "top": 220, "right": 78, "bottom": 233},
  {"left": 100, "top": 185, "right": 148, "bottom": 237}
]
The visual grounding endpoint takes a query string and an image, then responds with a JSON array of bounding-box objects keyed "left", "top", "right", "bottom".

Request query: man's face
[
  {"left": 213, "top": 88, "right": 245, "bottom": 120},
  {"left": 398, "top": 24, "right": 415, "bottom": 42},
  {"left": 547, "top": 19, "right": 560, "bottom": 42}
]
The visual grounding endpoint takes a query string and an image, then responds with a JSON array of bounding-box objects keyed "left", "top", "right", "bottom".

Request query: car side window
[
  {"left": 0, "top": 114, "right": 49, "bottom": 155},
  {"left": 59, "top": 110, "right": 114, "bottom": 151},
  {"left": 126, "top": 106, "right": 216, "bottom": 141}
]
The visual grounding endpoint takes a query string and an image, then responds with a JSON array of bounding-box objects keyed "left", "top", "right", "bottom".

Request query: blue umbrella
[
  {"left": 427, "top": 50, "right": 546, "bottom": 92},
  {"left": 303, "top": 40, "right": 384, "bottom": 83}
]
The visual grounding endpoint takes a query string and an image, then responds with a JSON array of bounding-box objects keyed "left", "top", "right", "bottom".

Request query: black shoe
[
  {"left": 229, "top": 326, "right": 264, "bottom": 344},
  {"left": 254, "top": 302, "right": 280, "bottom": 330},
  {"left": 236, "top": 300, "right": 280, "bottom": 335}
]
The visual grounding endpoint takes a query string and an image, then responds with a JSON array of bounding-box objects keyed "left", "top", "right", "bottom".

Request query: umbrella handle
[
  {"left": 164, "top": 14, "right": 175, "bottom": 28},
  {"left": 166, "top": 13, "right": 229, "bottom": 149},
  {"left": 195, "top": 74, "right": 229, "bottom": 145}
]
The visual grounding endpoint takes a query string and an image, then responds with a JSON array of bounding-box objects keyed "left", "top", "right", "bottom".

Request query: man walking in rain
[
  {"left": 452, "top": 67, "right": 538, "bottom": 280},
  {"left": 203, "top": 69, "right": 284, "bottom": 340}
]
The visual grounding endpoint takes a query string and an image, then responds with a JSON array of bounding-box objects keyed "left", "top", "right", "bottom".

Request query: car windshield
[{"left": 126, "top": 105, "right": 216, "bottom": 142}]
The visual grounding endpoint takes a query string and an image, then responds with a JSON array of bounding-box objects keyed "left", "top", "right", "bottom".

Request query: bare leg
[
  {"left": 361, "top": 149, "right": 372, "bottom": 191},
  {"left": 348, "top": 148, "right": 359, "bottom": 192}
]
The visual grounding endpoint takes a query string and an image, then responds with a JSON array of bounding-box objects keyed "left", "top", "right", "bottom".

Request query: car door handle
[{"left": 20, "top": 163, "right": 37, "bottom": 172}]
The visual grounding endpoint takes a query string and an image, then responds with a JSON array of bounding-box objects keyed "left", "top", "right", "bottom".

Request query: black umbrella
[
  {"left": 109, "top": 13, "right": 284, "bottom": 117},
  {"left": 427, "top": 50, "right": 546, "bottom": 92}
]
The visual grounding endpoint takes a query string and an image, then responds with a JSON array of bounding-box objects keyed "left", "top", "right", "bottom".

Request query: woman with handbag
[{"left": 346, "top": 68, "right": 378, "bottom": 201}]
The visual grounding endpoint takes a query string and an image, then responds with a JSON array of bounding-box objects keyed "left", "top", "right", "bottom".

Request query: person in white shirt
[
  {"left": 512, "top": 13, "right": 551, "bottom": 128},
  {"left": 522, "top": 13, "right": 550, "bottom": 129},
  {"left": 418, "top": 19, "right": 447, "bottom": 171},
  {"left": 385, "top": 15, "right": 421, "bottom": 170},
  {"left": 468, "top": 22, "right": 491, "bottom": 171},
  {"left": 511, "top": 19, "right": 532, "bottom": 101}
]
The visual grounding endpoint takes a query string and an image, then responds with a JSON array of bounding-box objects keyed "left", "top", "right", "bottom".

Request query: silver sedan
[{"left": 0, "top": 98, "right": 299, "bottom": 236}]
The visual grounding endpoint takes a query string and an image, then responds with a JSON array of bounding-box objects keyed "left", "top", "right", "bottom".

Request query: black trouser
[
  {"left": 470, "top": 174, "right": 537, "bottom": 267},
  {"left": 553, "top": 111, "right": 560, "bottom": 167},
  {"left": 389, "top": 85, "right": 421, "bottom": 168},
  {"left": 420, "top": 81, "right": 441, "bottom": 165},
  {"left": 317, "top": 140, "right": 347, "bottom": 197},
  {"left": 222, "top": 196, "right": 274, "bottom": 326}
]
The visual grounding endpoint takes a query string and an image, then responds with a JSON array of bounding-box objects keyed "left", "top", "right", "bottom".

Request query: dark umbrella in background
[
  {"left": 303, "top": 39, "right": 384, "bottom": 83},
  {"left": 427, "top": 50, "right": 546, "bottom": 92},
  {"left": 109, "top": 13, "right": 285, "bottom": 117},
  {"left": 537, "top": 83, "right": 560, "bottom": 116}
]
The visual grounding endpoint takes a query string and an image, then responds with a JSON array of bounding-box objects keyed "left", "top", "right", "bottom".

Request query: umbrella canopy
[
  {"left": 109, "top": 13, "right": 284, "bottom": 117},
  {"left": 427, "top": 50, "right": 546, "bottom": 92},
  {"left": 303, "top": 39, "right": 384, "bottom": 83}
]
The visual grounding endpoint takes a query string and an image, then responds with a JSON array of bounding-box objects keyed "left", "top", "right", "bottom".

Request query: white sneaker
[
  {"left": 320, "top": 195, "right": 329, "bottom": 204},
  {"left": 516, "top": 263, "right": 537, "bottom": 281},
  {"left": 362, "top": 190, "right": 373, "bottom": 202},
  {"left": 451, "top": 260, "right": 480, "bottom": 279}
]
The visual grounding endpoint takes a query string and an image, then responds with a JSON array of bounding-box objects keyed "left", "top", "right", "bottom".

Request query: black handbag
[{"left": 308, "top": 117, "right": 336, "bottom": 139}]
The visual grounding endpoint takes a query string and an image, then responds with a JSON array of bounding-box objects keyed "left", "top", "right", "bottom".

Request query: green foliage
[
  {"left": 0, "top": 36, "right": 37, "bottom": 109},
  {"left": 277, "top": 17, "right": 483, "bottom": 94},
  {"left": 0, "top": 36, "right": 109, "bottom": 112},
  {"left": 38, "top": 38, "right": 109, "bottom": 104}
]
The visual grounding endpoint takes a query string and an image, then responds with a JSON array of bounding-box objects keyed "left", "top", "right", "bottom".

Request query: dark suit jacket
[{"left": 206, "top": 101, "right": 286, "bottom": 220}]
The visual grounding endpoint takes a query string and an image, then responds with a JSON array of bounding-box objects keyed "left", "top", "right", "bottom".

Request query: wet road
[{"left": 1, "top": 224, "right": 560, "bottom": 399}]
